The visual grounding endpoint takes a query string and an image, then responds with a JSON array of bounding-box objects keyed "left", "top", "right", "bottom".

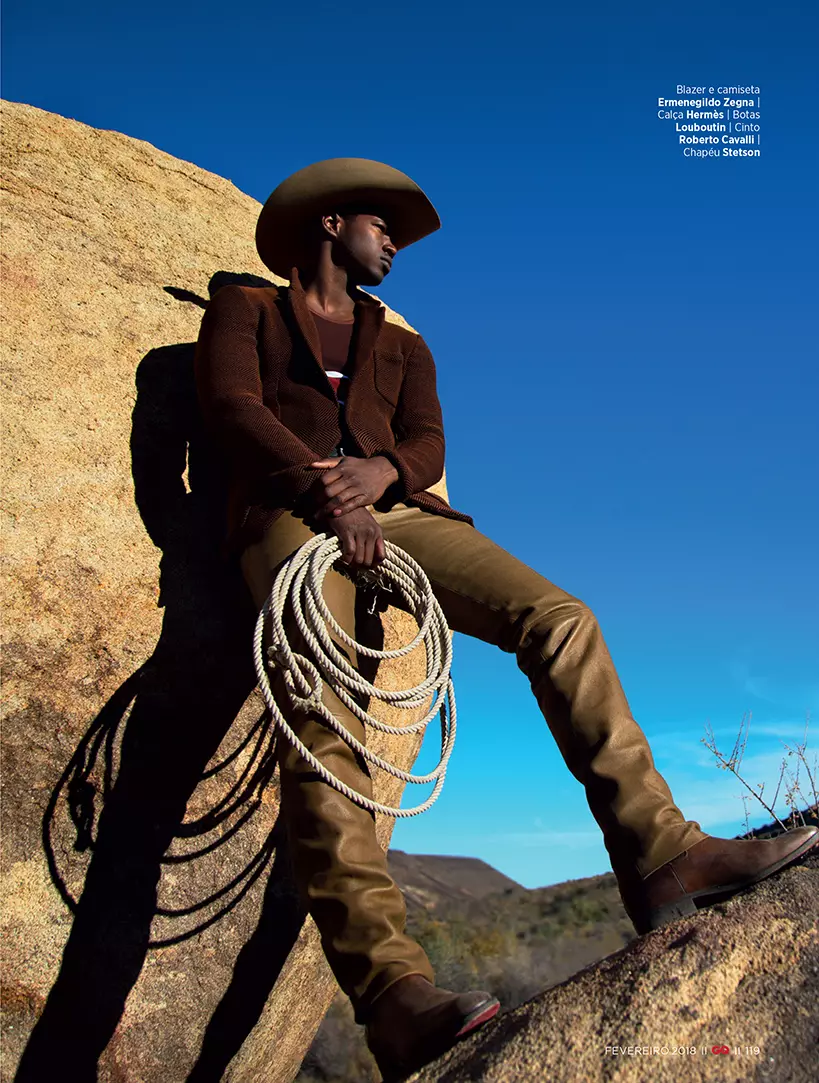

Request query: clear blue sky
[{"left": 4, "top": 1, "right": 817, "bottom": 887}]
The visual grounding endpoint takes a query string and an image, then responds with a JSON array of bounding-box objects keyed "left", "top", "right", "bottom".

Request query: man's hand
[
  {"left": 324, "top": 506, "right": 386, "bottom": 570},
  {"left": 309, "top": 455, "right": 399, "bottom": 519}
]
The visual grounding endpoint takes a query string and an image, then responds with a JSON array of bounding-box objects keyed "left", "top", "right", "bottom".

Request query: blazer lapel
[
  {"left": 285, "top": 268, "right": 325, "bottom": 381},
  {"left": 346, "top": 297, "right": 385, "bottom": 421}
]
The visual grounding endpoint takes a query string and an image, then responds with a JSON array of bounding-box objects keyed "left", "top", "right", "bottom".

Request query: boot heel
[{"left": 647, "top": 896, "right": 697, "bottom": 930}]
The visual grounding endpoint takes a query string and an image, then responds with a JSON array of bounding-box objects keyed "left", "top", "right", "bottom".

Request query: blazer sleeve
[
  {"left": 194, "top": 284, "right": 322, "bottom": 508},
  {"left": 377, "top": 332, "right": 446, "bottom": 499}
]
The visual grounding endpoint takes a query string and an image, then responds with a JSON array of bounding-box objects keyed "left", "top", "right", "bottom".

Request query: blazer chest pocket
[{"left": 373, "top": 354, "right": 404, "bottom": 408}]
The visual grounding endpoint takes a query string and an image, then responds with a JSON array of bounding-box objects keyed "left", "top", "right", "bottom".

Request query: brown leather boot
[
  {"left": 619, "top": 826, "right": 819, "bottom": 934},
  {"left": 364, "top": 974, "right": 500, "bottom": 1082}
]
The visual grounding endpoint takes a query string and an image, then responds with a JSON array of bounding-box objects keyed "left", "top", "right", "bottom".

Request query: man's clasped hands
[{"left": 305, "top": 455, "right": 399, "bottom": 570}]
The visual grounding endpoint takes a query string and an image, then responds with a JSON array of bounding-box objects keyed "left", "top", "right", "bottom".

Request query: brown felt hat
[{"left": 255, "top": 158, "right": 441, "bottom": 278}]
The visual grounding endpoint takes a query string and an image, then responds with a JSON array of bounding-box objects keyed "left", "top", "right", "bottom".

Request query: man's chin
[{"left": 354, "top": 263, "right": 387, "bottom": 288}]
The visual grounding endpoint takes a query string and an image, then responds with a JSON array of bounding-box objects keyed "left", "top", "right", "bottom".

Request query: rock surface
[
  {"left": 409, "top": 851, "right": 819, "bottom": 1083},
  {"left": 1, "top": 99, "right": 448, "bottom": 1083}
]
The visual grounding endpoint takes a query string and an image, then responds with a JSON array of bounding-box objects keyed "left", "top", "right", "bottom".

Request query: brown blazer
[{"left": 194, "top": 267, "right": 473, "bottom": 552}]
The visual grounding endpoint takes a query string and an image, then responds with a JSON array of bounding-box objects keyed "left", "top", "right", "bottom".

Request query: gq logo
[{"left": 711, "top": 1046, "right": 731, "bottom": 1055}]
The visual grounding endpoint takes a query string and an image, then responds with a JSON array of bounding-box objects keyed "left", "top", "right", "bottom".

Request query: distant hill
[{"left": 386, "top": 850, "right": 522, "bottom": 913}]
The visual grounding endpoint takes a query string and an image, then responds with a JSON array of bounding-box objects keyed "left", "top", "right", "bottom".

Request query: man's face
[{"left": 326, "top": 211, "right": 397, "bottom": 285}]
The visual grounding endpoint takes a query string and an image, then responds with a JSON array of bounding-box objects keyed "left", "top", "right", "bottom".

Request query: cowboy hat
[{"left": 255, "top": 157, "right": 441, "bottom": 278}]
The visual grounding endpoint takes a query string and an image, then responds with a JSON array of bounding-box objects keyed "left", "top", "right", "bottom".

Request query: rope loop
[{"left": 253, "top": 534, "right": 456, "bottom": 817}]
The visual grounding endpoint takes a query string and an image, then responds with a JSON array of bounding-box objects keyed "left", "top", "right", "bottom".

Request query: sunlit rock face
[{"left": 1, "top": 99, "right": 445, "bottom": 1083}]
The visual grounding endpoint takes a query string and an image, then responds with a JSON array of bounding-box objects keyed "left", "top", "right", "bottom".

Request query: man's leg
[
  {"left": 376, "top": 503, "right": 704, "bottom": 879},
  {"left": 375, "top": 502, "right": 817, "bottom": 919},
  {"left": 240, "top": 512, "right": 434, "bottom": 1022}
]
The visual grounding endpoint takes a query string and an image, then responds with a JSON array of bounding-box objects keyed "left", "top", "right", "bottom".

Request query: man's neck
[{"left": 298, "top": 258, "right": 357, "bottom": 321}]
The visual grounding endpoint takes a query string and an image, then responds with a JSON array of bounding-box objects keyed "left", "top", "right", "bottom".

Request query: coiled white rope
[{"left": 253, "top": 533, "right": 456, "bottom": 817}]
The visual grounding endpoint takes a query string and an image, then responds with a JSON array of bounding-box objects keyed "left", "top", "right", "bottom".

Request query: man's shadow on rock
[{"left": 16, "top": 273, "right": 316, "bottom": 1083}]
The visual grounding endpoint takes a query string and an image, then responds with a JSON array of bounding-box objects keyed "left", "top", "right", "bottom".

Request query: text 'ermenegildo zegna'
[{"left": 656, "top": 85, "right": 762, "bottom": 157}]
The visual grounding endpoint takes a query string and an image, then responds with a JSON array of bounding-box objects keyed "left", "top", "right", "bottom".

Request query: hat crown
[{"left": 271, "top": 158, "right": 421, "bottom": 203}]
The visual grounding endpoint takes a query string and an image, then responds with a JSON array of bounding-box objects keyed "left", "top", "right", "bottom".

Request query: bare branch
[
  {"left": 728, "top": 711, "right": 752, "bottom": 771},
  {"left": 771, "top": 759, "right": 787, "bottom": 811},
  {"left": 702, "top": 716, "right": 788, "bottom": 830}
]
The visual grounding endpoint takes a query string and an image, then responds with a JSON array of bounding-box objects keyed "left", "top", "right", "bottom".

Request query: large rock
[
  {"left": 1, "top": 99, "right": 447, "bottom": 1083},
  {"left": 410, "top": 851, "right": 819, "bottom": 1082}
]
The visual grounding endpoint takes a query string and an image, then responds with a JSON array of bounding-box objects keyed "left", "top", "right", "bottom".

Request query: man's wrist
[{"left": 374, "top": 455, "right": 400, "bottom": 487}]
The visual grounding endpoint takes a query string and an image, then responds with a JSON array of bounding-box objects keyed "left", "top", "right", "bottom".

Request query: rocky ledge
[{"left": 410, "top": 851, "right": 819, "bottom": 1083}]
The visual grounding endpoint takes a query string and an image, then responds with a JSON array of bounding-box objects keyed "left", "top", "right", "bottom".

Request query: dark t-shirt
[{"left": 310, "top": 308, "right": 355, "bottom": 455}]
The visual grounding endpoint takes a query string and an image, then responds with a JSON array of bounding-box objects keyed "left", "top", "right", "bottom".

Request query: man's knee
[
  {"left": 524, "top": 593, "right": 598, "bottom": 647},
  {"left": 566, "top": 596, "right": 596, "bottom": 621}
]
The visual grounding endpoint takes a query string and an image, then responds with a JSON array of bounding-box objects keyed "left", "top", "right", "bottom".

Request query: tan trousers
[{"left": 240, "top": 503, "right": 706, "bottom": 1021}]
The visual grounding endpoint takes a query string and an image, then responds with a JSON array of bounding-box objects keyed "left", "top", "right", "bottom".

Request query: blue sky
[{"left": 4, "top": 1, "right": 817, "bottom": 887}]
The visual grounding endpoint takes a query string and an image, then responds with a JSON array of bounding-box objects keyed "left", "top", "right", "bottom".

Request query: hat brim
[{"left": 255, "top": 158, "right": 441, "bottom": 279}]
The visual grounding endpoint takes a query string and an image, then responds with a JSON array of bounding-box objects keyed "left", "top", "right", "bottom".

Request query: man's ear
[{"left": 321, "top": 211, "right": 345, "bottom": 241}]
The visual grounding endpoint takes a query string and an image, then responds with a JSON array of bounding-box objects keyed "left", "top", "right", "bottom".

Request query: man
[{"left": 194, "top": 158, "right": 817, "bottom": 1081}]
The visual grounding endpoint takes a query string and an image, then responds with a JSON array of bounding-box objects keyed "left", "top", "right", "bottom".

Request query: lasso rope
[{"left": 253, "top": 533, "right": 456, "bottom": 817}]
